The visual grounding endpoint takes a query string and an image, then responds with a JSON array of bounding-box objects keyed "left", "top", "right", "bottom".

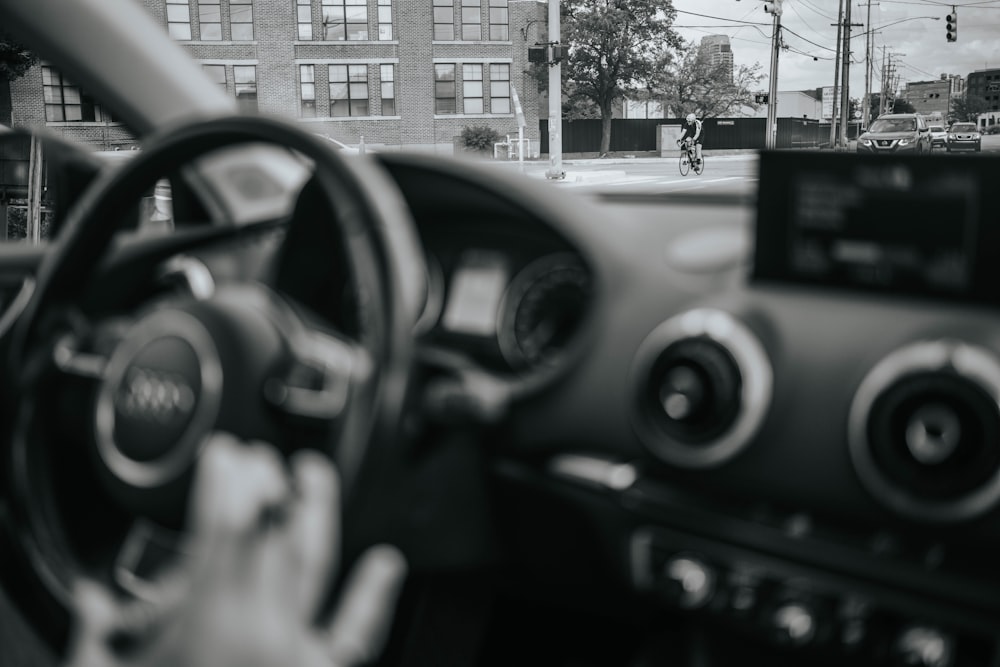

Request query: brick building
[
  {"left": 967, "top": 68, "right": 1000, "bottom": 128},
  {"left": 903, "top": 79, "right": 951, "bottom": 121},
  {"left": 7, "top": 0, "right": 545, "bottom": 154}
]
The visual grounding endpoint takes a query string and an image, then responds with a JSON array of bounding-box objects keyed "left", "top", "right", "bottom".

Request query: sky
[{"left": 669, "top": 0, "right": 1000, "bottom": 97}]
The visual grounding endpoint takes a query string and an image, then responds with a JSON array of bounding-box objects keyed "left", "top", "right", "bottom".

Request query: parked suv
[
  {"left": 947, "top": 123, "right": 982, "bottom": 152},
  {"left": 857, "top": 113, "right": 931, "bottom": 154}
]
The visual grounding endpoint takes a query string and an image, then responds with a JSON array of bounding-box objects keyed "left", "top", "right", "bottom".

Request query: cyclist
[{"left": 677, "top": 113, "right": 704, "bottom": 167}]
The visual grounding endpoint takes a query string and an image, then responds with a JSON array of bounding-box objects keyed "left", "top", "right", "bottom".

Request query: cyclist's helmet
[{"left": 686, "top": 113, "right": 696, "bottom": 122}]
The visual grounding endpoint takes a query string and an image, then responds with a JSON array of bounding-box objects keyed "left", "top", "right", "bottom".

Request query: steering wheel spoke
[
  {"left": 264, "top": 327, "right": 373, "bottom": 422},
  {"left": 51, "top": 317, "right": 134, "bottom": 380}
]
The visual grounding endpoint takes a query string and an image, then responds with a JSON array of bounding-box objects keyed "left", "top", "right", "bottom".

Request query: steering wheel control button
[
  {"left": 630, "top": 309, "right": 773, "bottom": 468},
  {"left": 96, "top": 310, "right": 222, "bottom": 489},
  {"left": 849, "top": 341, "right": 1000, "bottom": 521}
]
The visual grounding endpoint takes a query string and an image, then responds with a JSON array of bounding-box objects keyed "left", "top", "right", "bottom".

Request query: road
[{"left": 503, "top": 133, "right": 1000, "bottom": 196}]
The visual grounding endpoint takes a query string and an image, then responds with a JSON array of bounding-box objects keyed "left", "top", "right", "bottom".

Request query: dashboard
[{"left": 365, "top": 151, "right": 1000, "bottom": 666}]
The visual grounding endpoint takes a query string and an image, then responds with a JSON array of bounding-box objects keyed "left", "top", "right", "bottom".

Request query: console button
[
  {"left": 894, "top": 625, "right": 954, "bottom": 667},
  {"left": 771, "top": 601, "right": 818, "bottom": 647},
  {"left": 662, "top": 555, "right": 717, "bottom": 609}
]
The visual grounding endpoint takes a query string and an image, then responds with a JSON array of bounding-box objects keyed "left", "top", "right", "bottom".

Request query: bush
[{"left": 460, "top": 125, "right": 502, "bottom": 153}]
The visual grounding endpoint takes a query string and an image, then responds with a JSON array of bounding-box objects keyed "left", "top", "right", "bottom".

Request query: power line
[
  {"left": 672, "top": 9, "right": 771, "bottom": 25},
  {"left": 781, "top": 25, "right": 840, "bottom": 52},
  {"left": 799, "top": 0, "right": 838, "bottom": 20}
]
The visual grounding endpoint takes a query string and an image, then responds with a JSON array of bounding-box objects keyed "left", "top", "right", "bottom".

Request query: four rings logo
[{"left": 116, "top": 367, "right": 196, "bottom": 423}]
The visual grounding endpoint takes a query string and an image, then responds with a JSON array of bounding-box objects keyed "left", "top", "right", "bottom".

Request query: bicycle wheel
[
  {"left": 678, "top": 151, "right": 690, "bottom": 176},
  {"left": 693, "top": 153, "right": 704, "bottom": 175}
]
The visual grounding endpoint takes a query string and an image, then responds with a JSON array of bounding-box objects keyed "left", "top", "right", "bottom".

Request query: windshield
[
  {"left": 952, "top": 124, "right": 978, "bottom": 133},
  {"left": 869, "top": 118, "right": 916, "bottom": 133}
]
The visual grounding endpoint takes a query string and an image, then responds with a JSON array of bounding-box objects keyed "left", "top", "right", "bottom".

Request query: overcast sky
[{"left": 670, "top": 0, "right": 1000, "bottom": 96}]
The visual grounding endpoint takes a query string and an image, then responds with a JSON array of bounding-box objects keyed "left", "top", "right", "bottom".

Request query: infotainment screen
[{"left": 753, "top": 151, "right": 1000, "bottom": 304}]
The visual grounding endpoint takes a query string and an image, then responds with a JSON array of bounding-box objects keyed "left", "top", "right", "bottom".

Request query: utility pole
[
  {"left": 829, "top": 0, "right": 844, "bottom": 149},
  {"left": 838, "top": 0, "right": 855, "bottom": 148},
  {"left": 879, "top": 46, "right": 888, "bottom": 115},
  {"left": 765, "top": 0, "right": 782, "bottom": 149},
  {"left": 862, "top": 0, "right": 874, "bottom": 128},
  {"left": 544, "top": 0, "right": 564, "bottom": 180}
]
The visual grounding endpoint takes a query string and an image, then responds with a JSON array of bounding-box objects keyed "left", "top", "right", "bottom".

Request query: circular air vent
[
  {"left": 630, "top": 309, "right": 772, "bottom": 468},
  {"left": 849, "top": 341, "right": 1000, "bottom": 522}
]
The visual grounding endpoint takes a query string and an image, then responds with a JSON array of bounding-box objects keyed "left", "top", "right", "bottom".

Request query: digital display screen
[
  {"left": 754, "top": 152, "right": 1000, "bottom": 304},
  {"left": 441, "top": 250, "right": 508, "bottom": 336}
]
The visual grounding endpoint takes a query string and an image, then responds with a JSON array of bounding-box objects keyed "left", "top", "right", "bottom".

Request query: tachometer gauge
[{"left": 497, "top": 253, "right": 591, "bottom": 372}]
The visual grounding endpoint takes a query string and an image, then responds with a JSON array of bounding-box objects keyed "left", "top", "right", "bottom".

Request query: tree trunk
[
  {"left": 0, "top": 80, "right": 12, "bottom": 126},
  {"left": 599, "top": 103, "right": 612, "bottom": 155}
]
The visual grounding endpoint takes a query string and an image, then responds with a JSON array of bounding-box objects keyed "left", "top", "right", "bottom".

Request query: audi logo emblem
[{"left": 116, "top": 367, "right": 196, "bottom": 423}]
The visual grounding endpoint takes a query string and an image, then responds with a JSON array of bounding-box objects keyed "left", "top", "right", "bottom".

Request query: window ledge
[
  {"left": 45, "top": 121, "right": 125, "bottom": 127},
  {"left": 297, "top": 116, "right": 401, "bottom": 122},
  {"left": 432, "top": 40, "right": 512, "bottom": 46},
  {"left": 294, "top": 40, "right": 399, "bottom": 45},
  {"left": 180, "top": 40, "right": 259, "bottom": 45},
  {"left": 433, "top": 113, "right": 515, "bottom": 120}
]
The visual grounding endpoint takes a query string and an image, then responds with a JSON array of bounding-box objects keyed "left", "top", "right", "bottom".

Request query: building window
[
  {"left": 378, "top": 0, "right": 392, "bottom": 40},
  {"left": 433, "top": 0, "right": 454, "bottom": 40},
  {"left": 461, "top": 0, "right": 481, "bottom": 40},
  {"left": 435, "top": 64, "right": 456, "bottom": 114},
  {"left": 300, "top": 64, "right": 316, "bottom": 117},
  {"left": 41, "top": 66, "right": 110, "bottom": 122},
  {"left": 202, "top": 64, "right": 227, "bottom": 91},
  {"left": 380, "top": 64, "right": 396, "bottom": 115},
  {"left": 297, "top": 0, "right": 313, "bottom": 39},
  {"left": 489, "top": 0, "right": 508, "bottom": 41},
  {"left": 330, "top": 64, "right": 369, "bottom": 116},
  {"left": 166, "top": 0, "right": 192, "bottom": 40},
  {"left": 199, "top": 0, "right": 222, "bottom": 40},
  {"left": 462, "top": 64, "right": 483, "bottom": 114},
  {"left": 323, "top": 0, "right": 368, "bottom": 40},
  {"left": 234, "top": 65, "right": 257, "bottom": 112},
  {"left": 490, "top": 63, "right": 510, "bottom": 113},
  {"left": 230, "top": 0, "right": 254, "bottom": 40}
]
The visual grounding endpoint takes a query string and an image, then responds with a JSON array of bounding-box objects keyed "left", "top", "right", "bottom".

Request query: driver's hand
[{"left": 66, "top": 433, "right": 408, "bottom": 667}]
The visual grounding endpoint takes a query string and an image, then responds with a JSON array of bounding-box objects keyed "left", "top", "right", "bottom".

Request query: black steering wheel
[{"left": 0, "top": 115, "right": 424, "bottom": 651}]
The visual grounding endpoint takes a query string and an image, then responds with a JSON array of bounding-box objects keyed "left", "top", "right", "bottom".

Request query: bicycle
[{"left": 678, "top": 139, "right": 704, "bottom": 176}]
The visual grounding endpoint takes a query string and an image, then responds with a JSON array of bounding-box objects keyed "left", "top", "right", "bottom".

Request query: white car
[{"left": 928, "top": 124, "right": 947, "bottom": 149}]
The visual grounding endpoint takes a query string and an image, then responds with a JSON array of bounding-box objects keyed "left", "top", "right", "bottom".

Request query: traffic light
[
  {"left": 946, "top": 10, "right": 957, "bottom": 42},
  {"left": 755, "top": 94, "right": 769, "bottom": 105},
  {"left": 528, "top": 46, "right": 547, "bottom": 63},
  {"left": 528, "top": 44, "right": 568, "bottom": 64}
]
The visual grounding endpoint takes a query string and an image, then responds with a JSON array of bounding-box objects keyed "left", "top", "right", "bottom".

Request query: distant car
[
  {"left": 947, "top": 123, "right": 982, "bottom": 152},
  {"left": 312, "top": 133, "right": 373, "bottom": 154},
  {"left": 856, "top": 113, "right": 931, "bottom": 154},
  {"left": 928, "top": 124, "right": 947, "bottom": 149}
]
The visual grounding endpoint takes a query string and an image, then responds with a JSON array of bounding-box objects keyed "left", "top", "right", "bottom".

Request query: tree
[
  {"left": 951, "top": 94, "right": 990, "bottom": 123},
  {"left": 0, "top": 34, "right": 37, "bottom": 126},
  {"left": 562, "top": 0, "right": 681, "bottom": 154},
  {"left": 867, "top": 94, "right": 915, "bottom": 121},
  {"left": 656, "top": 43, "right": 764, "bottom": 119}
]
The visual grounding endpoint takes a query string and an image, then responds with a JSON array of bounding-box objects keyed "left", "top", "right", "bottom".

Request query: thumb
[
  {"left": 66, "top": 579, "right": 124, "bottom": 667},
  {"left": 326, "top": 545, "right": 408, "bottom": 667}
]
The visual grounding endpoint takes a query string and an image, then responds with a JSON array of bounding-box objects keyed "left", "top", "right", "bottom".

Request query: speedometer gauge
[{"left": 497, "top": 253, "right": 592, "bottom": 372}]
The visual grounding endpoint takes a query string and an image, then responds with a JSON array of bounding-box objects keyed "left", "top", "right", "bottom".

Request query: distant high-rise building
[{"left": 699, "top": 35, "right": 734, "bottom": 81}]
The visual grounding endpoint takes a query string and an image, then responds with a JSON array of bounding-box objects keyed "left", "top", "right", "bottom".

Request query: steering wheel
[{"left": 0, "top": 115, "right": 423, "bottom": 650}]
